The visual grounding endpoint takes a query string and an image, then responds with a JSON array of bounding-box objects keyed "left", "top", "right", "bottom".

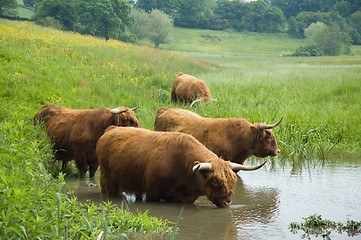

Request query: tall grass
[
  {"left": 0, "top": 113, "right": 172, "bottom": 239},
  {"left": 190, "top": 61, "right": 361, "bottom": 162},
  {"left": 159, "top": 28, "right": 361, "bottom": 161}
]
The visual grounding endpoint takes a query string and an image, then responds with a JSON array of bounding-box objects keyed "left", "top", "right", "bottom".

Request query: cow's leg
[
  {"left": 79, "top": 169, "right": 87, "bottom": 180},
  {"left": 61, "top": 160, "right": 67, "bottom": 173},
  {"left": 107, "top": 181, "right": 119, "bottom": 197},
  {"left": 74, "top": 152, "right": 88, "bottom": 180},
  {"left": 88, "top": 157, "right": 99, "bottom": 180}
]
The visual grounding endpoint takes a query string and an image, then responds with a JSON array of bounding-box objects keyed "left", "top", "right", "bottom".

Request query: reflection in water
[{"left": 66, "top": 160, "right": 361, "bottom": 240}]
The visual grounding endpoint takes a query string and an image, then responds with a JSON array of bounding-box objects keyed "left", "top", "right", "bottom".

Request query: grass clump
[{"left": 290, "top": 214, "right": 361, "bottom": 239}]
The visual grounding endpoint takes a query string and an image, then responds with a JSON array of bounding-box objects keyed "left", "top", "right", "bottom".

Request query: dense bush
[{"left": 292, "top": 45, "right": 321, "bottom": 56}]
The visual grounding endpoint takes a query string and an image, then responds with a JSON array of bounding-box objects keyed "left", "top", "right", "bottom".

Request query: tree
[
  {"left": 32, "top": 0, "right": 77, "bottom": 30},
  {"left": 0, "top": 0, "right": 17, "bottom": 16},
  {"left": 23, "top": 0, "right": 42, "bottom": 8},
  {"left": 136, "top": 0, "right": 157, "bottom": 12},
  {"left": 147, "top": 9, "right": 173, "bottom": 48},
  {"left": 304, "top": 22, "right": 347, "bottom": 56},
  {"left": 349, "top": 11, "right": 361, "bottom": 44},
  {"left": 288, "top": 16, "right": 304, "bottom": 38},
  {"left": 136, "top": 0, "right": 215, "bottom": 29},
  {"left": 243, "top": 1, "right": 286, "bottom": 33},
  {"left": 129, "top": 8, "right": 149, "bottom": 39},
  {"left": 129, "top": 8, "right": 173, "bottom": 48},
  {"left": 76, "top": 0, "right": 134, "bottom": 42}
]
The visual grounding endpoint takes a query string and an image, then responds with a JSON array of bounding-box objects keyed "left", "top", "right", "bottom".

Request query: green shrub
[{"left": 292, "top": 45, "right": 322, "bottom": 56}]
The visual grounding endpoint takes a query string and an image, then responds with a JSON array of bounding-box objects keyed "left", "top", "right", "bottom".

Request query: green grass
[
  {"left": 0, "top": 114, "right": 172, "bottom": 239},
  {"left": 161, "top": 27, "right": 305, "bottom": 57},
  {"left": 159, "top": 27, "right": 361, "bottom": 162}
]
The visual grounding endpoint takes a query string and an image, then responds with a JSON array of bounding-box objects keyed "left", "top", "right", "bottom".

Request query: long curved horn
[
  {"left": 130, "top": 106, "right": 140, "bottom": 111},
  {"left": 260, "top": 117, "right": 283, "bottom": 130},
  {"left": 230, "top": 161, "right": 267, "bottom": 172},
  {"left": 193, "top": 163, "right": 212, "bottom": 172},
  {"left": 190, "top": 99, "right": 202, "bottom": 107},
  {"left": 110, "top": 108, "right": 128, "bottom": 114},
  {"left": 190, "top": 98, "right": 218, "bottom": 107},
  {"left": 110, "top": 106, "right": 139, "bottom": 114}
]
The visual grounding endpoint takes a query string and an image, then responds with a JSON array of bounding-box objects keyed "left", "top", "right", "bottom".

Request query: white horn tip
[
  {"left": 110, "top": 108, "right": 121, "bottom": 114},
  {"left": 193, "top": 163, "right": 212, "bottom": 172}
]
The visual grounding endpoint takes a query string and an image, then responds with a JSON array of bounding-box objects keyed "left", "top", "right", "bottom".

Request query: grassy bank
[{"left": 1, "top": 19, "right": 211, "bottom": 239}]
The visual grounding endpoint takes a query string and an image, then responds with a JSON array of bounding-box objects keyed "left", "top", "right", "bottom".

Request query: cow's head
[
  {"left": 193, "top": 160, "right": 237, "bottom": 208},
  {"left": 110, "top": 106, "right": 141, "bottom": 127},
  {"left": 250, "top": 117, "right": 283, "bottom": 158},
  {"left": 192, "top": 160, "right": 267, "bottom": 207}
]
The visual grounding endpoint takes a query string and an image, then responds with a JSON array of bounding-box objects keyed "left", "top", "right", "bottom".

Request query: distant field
[
  {"left": 15, "top": 0, "right": 34, "bottom": 18},
  {"left": 164, "top": 27, "right": 361, "bottom": 64},
  {"left": 162, "top": 27, "right": 305, "bottom": 57}
]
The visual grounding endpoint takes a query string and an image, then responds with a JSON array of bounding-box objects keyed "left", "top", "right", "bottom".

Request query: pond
[{"left": 66, "top": 159, "right": 361, "bottom": 239}]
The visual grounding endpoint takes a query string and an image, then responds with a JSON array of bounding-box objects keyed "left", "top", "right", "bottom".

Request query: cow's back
[{"left": 154, "top": 107, "right": 203, "bottom": 132}]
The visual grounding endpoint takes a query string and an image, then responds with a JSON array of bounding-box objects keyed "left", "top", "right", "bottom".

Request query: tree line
[
  {"left": 135, "top": 0, "right": 361, "bottom": 44},
  {"left": 1, "top": 0, "right": 361, "bottom": 54}
]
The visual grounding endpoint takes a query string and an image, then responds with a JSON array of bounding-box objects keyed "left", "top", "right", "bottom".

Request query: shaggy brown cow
[
  {"left": 33, "top": 104, "right": 141, "bottom": 179},
  {"left": 96, "top": 126, "right": 266, "bottom": 208},
  {"left": 154, "top": 107, "right": 283, "bottom": 165},
  {"left": 171, "top": 72, "right": 216, "bottom": 107}
]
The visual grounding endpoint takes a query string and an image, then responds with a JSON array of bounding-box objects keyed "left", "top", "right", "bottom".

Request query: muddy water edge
[{"left": 66, "top": 158, "right": 361, "bottom": 240}]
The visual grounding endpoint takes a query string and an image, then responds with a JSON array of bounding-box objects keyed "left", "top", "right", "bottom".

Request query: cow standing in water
[
  {"left": 154, "top": 107, "right": 283, "bottom": 165},
  {"left": 96, "top": 126, "right": 266, "bottom": 208},
  {"left": 33, "top": 104, "right": 141, "bottom": 179}
]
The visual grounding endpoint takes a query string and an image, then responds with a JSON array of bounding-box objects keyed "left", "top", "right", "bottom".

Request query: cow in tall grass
[
  {"left": 33, "top": 104, "right": 141, "bottom": 179},
  {"left": 154, "top": 107, "right": 283, "bottom": 164},
  {"left": 171, "top": 72, "right": 217, "bottom": 107},
  {"left": 96, "top": 126, "right": 266, "bottom": 208}
]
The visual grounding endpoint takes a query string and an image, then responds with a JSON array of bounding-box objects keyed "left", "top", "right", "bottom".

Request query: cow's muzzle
[{"left": 214, "top": 196, "right": 232, "bottom": 208}]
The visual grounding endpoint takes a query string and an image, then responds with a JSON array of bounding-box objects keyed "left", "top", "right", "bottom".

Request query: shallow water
[{"left": 66, "top": 159, "right": 361, "bottom": 239}]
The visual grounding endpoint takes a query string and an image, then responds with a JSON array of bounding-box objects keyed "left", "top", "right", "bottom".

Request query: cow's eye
[{"left": 210, "top": 177, "right": 221, "bottom": 187}]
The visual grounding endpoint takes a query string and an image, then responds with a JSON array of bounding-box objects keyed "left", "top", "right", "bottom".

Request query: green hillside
[{"left": 162, "top": 27, "right": 305, "bottom": 57}]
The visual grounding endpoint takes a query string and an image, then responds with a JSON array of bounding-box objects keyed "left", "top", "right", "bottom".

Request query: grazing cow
[
  {"left": 171, "top": 72, "right": 216, "bottom": 107},
  {"left": 96, "top": 126, "right": 266, "bottom": 208},
  {"left": 33, "top": 104, "right": 141, "bottom": 179},
  {"left": 154, "top": 107, "right": 283, "bottom": 165}
]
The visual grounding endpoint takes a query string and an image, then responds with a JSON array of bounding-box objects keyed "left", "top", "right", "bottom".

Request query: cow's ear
[{"left": 250, "top": 125, "right": 263, "bottom": 140}]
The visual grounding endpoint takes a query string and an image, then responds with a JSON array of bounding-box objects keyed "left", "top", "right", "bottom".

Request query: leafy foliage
[
  {"left": 130, "top": 8, "right": 173, "bottom": 48},
  {"left": 76, "top": 0, "right": 135, "bottom": 42},
  {"left": 292, "top": 45, "right": 322, "bottom": 56},
  {"left": 23, "top": 0, "right": 41, "bottom": 8},
  {"left": 32, "top": 0, "right": 77, "bottom": 31},
  {"left": 0, "top": 0, "right": 17, "bottom": 16},
  {"left": 290, "top": 214, "right": 361, "bottom": 239}
]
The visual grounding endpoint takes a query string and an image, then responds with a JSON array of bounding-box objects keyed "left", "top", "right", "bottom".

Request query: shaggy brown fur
[
  {"left": 96, "top": 126, "right": 237, "bottom": 208},
  {"left": 154, "top": 107, "right": 281, "bottom": 165},
  {"left": 33, "top": 104, "right": 141, "bottom": 179},
  {"left": 171, "top": 72, "right": 212, "bottom": 105}
]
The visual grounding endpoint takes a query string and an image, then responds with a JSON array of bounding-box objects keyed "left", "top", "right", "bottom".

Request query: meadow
[
  {"left": 161, "top": 27, "right": 361, "bottom": 163},
  {"left": 1, "top": 19, "right": 360, "bottom": 238}
]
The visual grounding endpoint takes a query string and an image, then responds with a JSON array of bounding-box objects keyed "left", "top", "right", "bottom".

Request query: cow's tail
[{"left": 190, "top": 98, "right": 217, "bottom": 108}]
